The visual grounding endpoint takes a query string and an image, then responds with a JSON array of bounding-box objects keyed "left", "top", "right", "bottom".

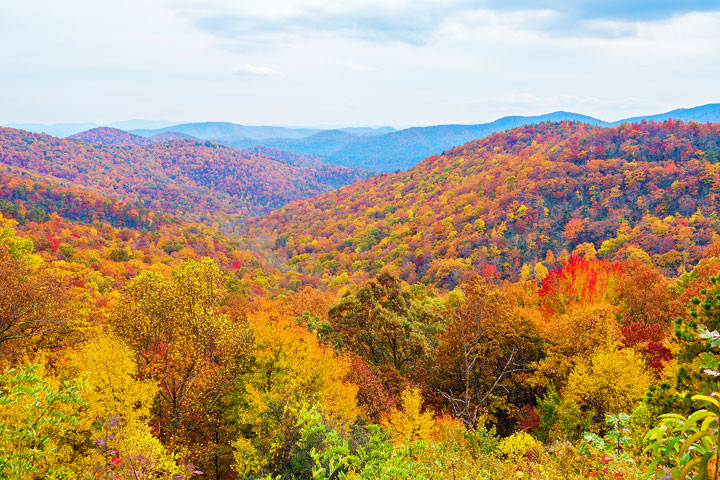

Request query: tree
[
  {"left": 532, "top": 302, "right": 620, "bottom": 388},
  {"left": 434, "top": 278, "right": 543, "bottom": 431},
  {"left": 110, "top": 258, "right": 241, "bottom": 465},
  {"left": 386, "top": 387, "right": 436, "bottom": 446},
  {"left": 229, "top": 303, "right": 357, "bottom": 479},
  {"left": 328, "top": 272, "right": 440, "bottom": 391},
  {"left": 564, "top": 342, "right": 651, "bottom": 423},
  {"left": 0, "top": 240, "right": 70, "bottom": 361},
  {"left": 0, "top": 365, "right": 83, "bottom": 479},
  {"left": 538, "top": 256, "right": 621, "bottom": 316}
]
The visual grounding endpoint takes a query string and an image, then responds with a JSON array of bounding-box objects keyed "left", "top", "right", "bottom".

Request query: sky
[{"left": 1, "top": 0, "right": 720, "bottom": 127}]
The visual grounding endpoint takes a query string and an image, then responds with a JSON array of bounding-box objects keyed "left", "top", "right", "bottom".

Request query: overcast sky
[{"left": 2, "top": 0, "right": 719, "bottom": 127}]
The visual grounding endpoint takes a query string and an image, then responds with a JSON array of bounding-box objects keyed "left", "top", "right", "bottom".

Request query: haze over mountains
[{"left": 12, "top": 103, "right": 716, "bottom": 173}]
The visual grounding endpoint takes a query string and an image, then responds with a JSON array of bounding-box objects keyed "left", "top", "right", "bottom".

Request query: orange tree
[{"left": 433, "top": 278, "right": 543, "bottom": 433}]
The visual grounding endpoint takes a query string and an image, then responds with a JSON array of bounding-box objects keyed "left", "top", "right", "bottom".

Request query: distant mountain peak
[{"left": 67, "top": 127, "right": 151, "bottom": 146}]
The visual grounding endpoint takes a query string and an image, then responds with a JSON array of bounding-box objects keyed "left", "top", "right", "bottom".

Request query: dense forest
[
  {"left": 0, "top": 127, "right": 369, "bottom": 223},
  {"left": 4, "top": 120, "right": 720, "bottom": 479},
  {"left": 246, "top": 120, "right": 720, "bottom": 288}
]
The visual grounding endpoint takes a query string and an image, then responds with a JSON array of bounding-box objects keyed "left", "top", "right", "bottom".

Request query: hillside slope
[
  {"left": 245, "top": 120, "right": 720, "bottom": 286},
  {"left": 0, "top": 127, "right": 369, "bottom": 223}
]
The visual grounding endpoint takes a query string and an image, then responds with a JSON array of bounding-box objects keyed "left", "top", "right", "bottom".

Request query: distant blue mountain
[
  {"left": 262, "top": 130, "right": 360, "bottom": 157},
  {"left": 131, "top": 122, "right": 321, "bottom": 140},
  {"left": 10, "top": 103, "right": 720, "bottom": 174},
  {"left": 262, "top": 105, "right": 720, "bottom": 172},
  {"left": 5, "top": 122, "right": 100, "bottom": 137},
  {"left": 4, "top": 120, "right": 177, "bottom": 137},
  {"left": 611, "top": 103, "right": 720, "bottom": 125},
  {"left": 320, "top": 112, "right": 609, "bottom": 172}
]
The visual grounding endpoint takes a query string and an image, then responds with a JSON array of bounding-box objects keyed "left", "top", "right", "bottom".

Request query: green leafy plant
[
  {"left": 644, "top": 393, "right": 720, "bottom": 479},
  {"left": 0, "top": 365, "right": 82, "bottom": 479}
]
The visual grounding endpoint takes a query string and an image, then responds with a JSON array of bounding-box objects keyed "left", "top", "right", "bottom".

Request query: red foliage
[
  {"left": 346, "top": 355, "right": 396, "bottom": 422},
  {"left": 480, "top": 263, "right": 500, "bottom": 280},
  {"left": 621, "top": 320, "right": 673, "bottom": 373},
  {"left": 46, "top": 235, "right": 61, "bottom": 253},
  {"left": 516, "top": 404, "right": 540, "bottom": 433},
  {"left": 538, "top": 256, "right": 621, "bottom": 315}
]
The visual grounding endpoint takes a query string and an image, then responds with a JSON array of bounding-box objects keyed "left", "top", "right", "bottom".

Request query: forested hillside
[
  {"left": 5, "top": 120, "right": 720, "bottom": 479},
  {"left": 0, "top": 127, "right": 369, "bottom": 222},
  {"left": 246, "top": 120, "right": 720, "bottom": 287}
]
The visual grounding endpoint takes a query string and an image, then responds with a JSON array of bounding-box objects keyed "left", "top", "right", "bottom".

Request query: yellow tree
[
  {"left": 386, "top": 387, "right": 436, "bottom": 446},
  {"left": 230, "top": 302, "right": 357, "bottom": 478},
  {"left": 532, "top": 302, "right": 620, "bottom": 388},
  {"left": 110, "top": 258, "right": 242, "bottom": 466},
  {"left": 30, "top": 334, "right": 187, "bottom": 478},
  {"left": 564, "top": 342, "right": 651, "bottom": 422}
]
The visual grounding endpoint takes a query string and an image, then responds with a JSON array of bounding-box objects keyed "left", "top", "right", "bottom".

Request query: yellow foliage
[
  {"left": 564, "top": 342, "right": 652, "bottom": 419},
  {"left": 231, "top": 303, "right": 358, "bottom": 476},
  {"left": 532, "top": 302, "right": 620, "bottom": 387},
  {"left": 386, "top": 387, "right": 435, "bottom": 445},
  {"left": 245, "top": 306, "right": 357, "bottom": 424},
  {"left": 534, "top": 262, "right": 549, "bottom": 282},
  {"left": 496, "top": 431, "right": 542, "bottom": 461},
  {"left": 0, "top": 364, "right": 82, "bottom": 478},
  {"left": 65, "top": 334, "right": 158, "bottom": 431},
  {"left": 108, "top": 424, "right": 186, "bottom": 479},
  {"left": 47, "top": 334, "right": 180, "bottom": 475}
]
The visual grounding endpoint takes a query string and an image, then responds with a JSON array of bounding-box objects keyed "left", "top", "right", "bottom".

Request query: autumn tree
[
  {"left": 0, "top": 225, "right": 72, "bottom": 362},
  {"left": 229, "top": 302, "right": 357, "bottom": 479},
  {"left": 532, "top": 302, "right": 620, "bottom": 388},
  {"left": 538, "top": 256, "right": 621, "bottom": 316},
  {"left": 110, "top": 258, "right": 243, "bottom": 467},
  {"left": 385, "top": 387, "right": 436, "bottom": 446},
  {"left": 434, "top": 278, "right": 543, "bottom": 431},
  {"left": 564, "top": 342, "right": 651, "bottom": 424},
  {"left": 328, "top": 272, "right": 441, "bottom": 391},
  {"left": 0, "top": 365, "right": 82, "bottom": 479}
]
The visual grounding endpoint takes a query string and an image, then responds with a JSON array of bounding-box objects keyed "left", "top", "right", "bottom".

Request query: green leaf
[
  {"left": 692, "top": 395, "right": 720, "bottom": 409},
  {"left": 679, "top": 431, "right": 714, "bottom": 457}
]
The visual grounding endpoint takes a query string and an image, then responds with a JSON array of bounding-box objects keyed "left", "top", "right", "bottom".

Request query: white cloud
[
  {"left": 231, "top": 64, "right": 280, "bottom": 76},
  {"left": 345, "top": 62, "right": 374, "bottom": 72}
]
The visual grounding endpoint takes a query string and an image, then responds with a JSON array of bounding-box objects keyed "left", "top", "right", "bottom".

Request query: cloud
[
  {"left": 231, "top": 64, "right": 280, "bottom": 76},
  {"left": 173, "top": 0, "right": 720, "bottom": 46},
  {"left": 177, "top": 1, "right": 475, "bottom": 45},
  {"left": 345, "top": 62, "right": 374, "bottom": 72}
]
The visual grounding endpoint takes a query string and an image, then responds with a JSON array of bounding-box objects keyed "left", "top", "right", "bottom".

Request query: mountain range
[
  {"left": 8, "top": 103, "right": 720, "bottom": 173},
  {"left": 78, "top": 103, "right": 720, "bottom": 172},
  {"left": 0, "top": 127, "right": 369, "bottom": 223}
]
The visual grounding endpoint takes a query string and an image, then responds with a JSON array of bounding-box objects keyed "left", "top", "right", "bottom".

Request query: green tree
[
  {"left": 328, "top": 272, "right": 440, "bottom": 389},
  {"left": 647, "top": 271, "right": 720, "bottom": 415}
]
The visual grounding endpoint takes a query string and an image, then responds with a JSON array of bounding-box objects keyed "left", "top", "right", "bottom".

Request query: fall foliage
[{"left": 4, "top": 120, "right": 720, "bottom": 478}]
